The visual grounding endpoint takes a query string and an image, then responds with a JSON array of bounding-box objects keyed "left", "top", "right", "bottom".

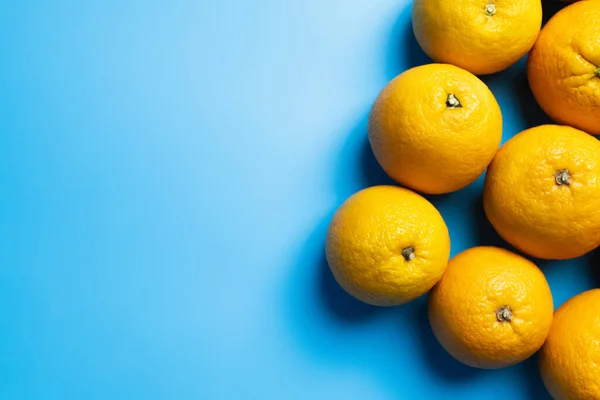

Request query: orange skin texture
[
  {"left": 428, "top": 247, "right": 554, "bottom": 369},
  {"left": 483, "top": 125, "right": 600, "bottom": 260},
  {"left": 528, "top": 0, "right": 600, "bottom": 134},
  {"left": 539, "top": 289, "right": 600, "bottom": 400},
  {"left": 326, "top": 186, "right": 450, "bottom": 306},
  {"left": 368, "top": 64, "right": 502, "bottom": 195},
  {"left": 412, "top": 0, "right": 542, "bottom": 75}
]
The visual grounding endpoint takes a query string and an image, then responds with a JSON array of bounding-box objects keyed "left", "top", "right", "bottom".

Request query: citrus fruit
[
  {"left": 528, "top": 0, "right": 600, "bottom": 134},
  {"left": 412, "top": 0, "right": 542, "bottom": 75},
  {"left": 428, "top": 246, "right": 554, "bottom": 369},
  {"left": 483, "top": 125, "right": 600, "bottom": 259},
  {"left": 325, "top": 185, "right": 450, "bottom": 306},
  {"left": 368, "top": 64, "right": 502, "bottom": 195},
  {"left": 539, "top": 289, "right": 600, "bottom": 400}
]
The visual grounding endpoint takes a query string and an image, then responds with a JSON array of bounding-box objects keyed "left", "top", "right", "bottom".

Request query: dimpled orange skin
[
  {"left": 528, "top": 0, "right": 600, "bottom": 134},
  {"left": 428, "top": 247, "right": 554, "bottom": 369},
  {"left": 412, "top": 0, "right": 542, "bottom": 75},
  {"left": 483, "top": 125, "right": 600, "bottom": 260},
  {"left": 325, "top": 186, "right": 450, "bottom": 306},
  {"left": 539, "top": 289, "right": 600, "bottom": 400},
  {"left": 368, "top": 64, "right": 502, "bottom": 195}
]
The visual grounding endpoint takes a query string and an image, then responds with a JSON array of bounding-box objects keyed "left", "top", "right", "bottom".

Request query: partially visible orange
[
  {"left": 326, "top": 186, "right": 450, "bottom": 306},
  {"left": 412, "top": 0, "right": 543, "bottom": 74},
  {"left": 540, "top": 289, "right": 600, "bottom": 400},
  {"left": 368, "top": 64, "right": 502, "bottom": 194},
  {"left": 528, "top": 0, "right": 600, "bottom": 134},
  {"left": 429, "top": 246, "right": 554, "bottom": 369}
]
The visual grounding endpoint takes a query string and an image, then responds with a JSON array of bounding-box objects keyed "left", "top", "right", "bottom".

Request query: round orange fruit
[
  {"left": 368, "top": 64, "right": 502, "bottom": 195},
  {"left": 412, "top": 0, "right": 542, "bottom": 75},
  {"left": 428, "top": 246, "right": 554, "bottom": 369},
  {"left": 484, "top": 125, "right": 600, "bottom": 259},
  {"left": 528, "top": 0, "right": 600, "bottom": 134},
  {"left": 539, "top": 289, "right": 600, "bottom": 400},
  {"left": 326, "top": 185, "right": 450, "bottom": 306}
]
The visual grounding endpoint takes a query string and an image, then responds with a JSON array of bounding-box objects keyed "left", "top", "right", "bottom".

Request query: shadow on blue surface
[
  {"left": 359, "top": 123, "right": 395, "bottom": 187},
  {"left": 511, "top": 68, "right": 554, "bottom": 129},
  {"left": 470, "top": 194, "right": 511, "bottom": 249},
  {"left": 589, "top": 250, "right": 600, "bottom": 286},
  {"left": 542, "top": 0, "right": 568, "bottom": 24},
  {"left": 514, "top": 355, "right": 553, "bottom": 400},
  {"left": 386, "top": 5, "right": 431, "bottom": 80}
]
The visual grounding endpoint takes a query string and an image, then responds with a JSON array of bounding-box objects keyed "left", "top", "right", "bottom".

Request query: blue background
[{"left": 1, "top": 1, "right": 595, "bottom": 399}]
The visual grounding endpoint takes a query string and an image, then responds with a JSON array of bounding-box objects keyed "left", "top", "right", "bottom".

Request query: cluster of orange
[{"left": 325, "top": 1, "right": 600, "bottom": 399}]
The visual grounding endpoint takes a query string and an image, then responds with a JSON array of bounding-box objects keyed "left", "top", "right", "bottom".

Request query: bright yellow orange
[
  {"left": 484, "top": 125, "right": 600, "bottom": 260},
  {"left": 412, "top": 0, "right": 542, "bottom": 75},
  {"left": 428, "top": 246, "right": 554, "bottom": 369},
  {"left": 326, "top": 185, "right": 450, "bottom": 306},
  {"left": 539, "top": 289, "right": 600, "bottom": 400},
  {"left": 528, "top": 0, "right": 600, "bottom": 134},
  {"left": 368, "top": 64, "right": 502, "bottom": 195}
]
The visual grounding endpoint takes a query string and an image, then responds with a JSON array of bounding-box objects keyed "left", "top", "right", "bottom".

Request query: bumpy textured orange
[
  {"left": 326, "top": 186, "right": 450, "bottom": 306},
  {"left": 484, "top": 125, "right": 600, "bottom": 260},
  {"left": 428, "top": 247, "right": 553, "bottom": 369},
  {"left": 539, "top": 289, "right": 600, "bottom": 400},
  {"left": 412, "top": 0, "right": 542, "bottom": 75},
  {"left": 368, "top": 64, "right": 502, "bottom": 195},
  {"left": 528, "top": 0, "right": 600, "bottom": 134}
]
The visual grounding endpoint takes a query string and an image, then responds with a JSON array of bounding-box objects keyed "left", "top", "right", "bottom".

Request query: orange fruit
[
  {"left": 368, "top": 64, "right": 502, "bottom": 195},
  {"left": 539, "top": 289, "right": 600, "bottom": 400},
  {"left": 428, "top": 246, "right": 554, "bottom": 369},
  {"left": 325, "top": 185, "right": 450, "bottom": 306},
  {"left": 528, "top": 0, "right": 600, "bottom": 134},
  {"left": 412, "top": 0, "right": 542, "bottom": 75},
  {"left": 484, "top": 125, "right": 600, "bottom": 259}
]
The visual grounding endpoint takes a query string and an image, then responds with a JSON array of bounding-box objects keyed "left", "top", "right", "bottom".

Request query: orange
[
  {"left": 412, "top": 0, "right": 542, "bottom": 75},
  {"left": 325, "top": 185, "right": 450, "bottom": 306},
  {"left": 528, "top": 0, "right": 600, "bottom": 134},
  {"left": 428, "top": 246, "right": 554, "bottom": 369},
  {"left": 484, "top": 125, "right": 600, "bottom": 259},
  {"left": 368, "top": 64, "right": 502, "bottom": 195},
  {"left": 539, "top": 289, "right": 600, "bottom": 400}
]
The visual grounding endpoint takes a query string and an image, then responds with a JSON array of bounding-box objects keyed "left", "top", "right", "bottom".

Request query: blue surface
[{"left": 0, "top": 1, "right": 594, "bottom": 399}]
